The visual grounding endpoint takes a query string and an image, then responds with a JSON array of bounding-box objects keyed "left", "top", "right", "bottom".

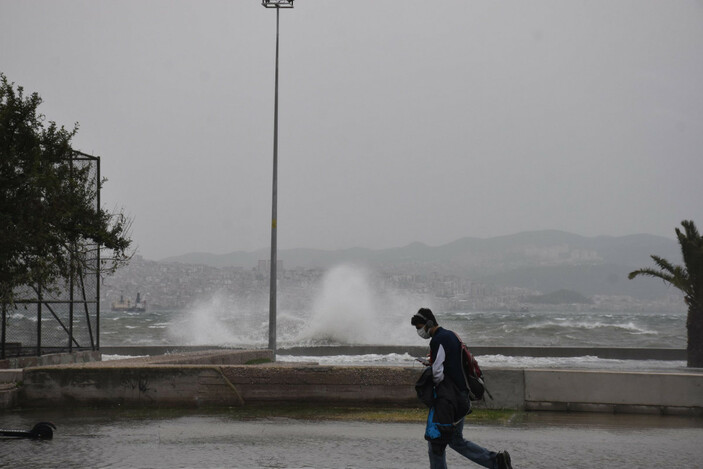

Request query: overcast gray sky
[{"left": 2, "top": 0, "right": 702, "bottom": 260}]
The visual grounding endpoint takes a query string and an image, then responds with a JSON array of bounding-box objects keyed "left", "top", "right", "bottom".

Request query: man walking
[{"left": 411, "top": 308, "right": 513, "bottom": 469}]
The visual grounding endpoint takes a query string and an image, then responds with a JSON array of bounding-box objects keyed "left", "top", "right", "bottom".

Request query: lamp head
[{"left": 262, "top": 0, "right": 294, "bottom": 8}]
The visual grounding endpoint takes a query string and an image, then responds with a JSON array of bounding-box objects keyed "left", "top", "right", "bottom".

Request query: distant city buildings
[
  {"left": 256, "top": 259, "right": 284, "bottom": 277},
  {"left": 100, "top": 256, "right": 685, "bottom": 313}
]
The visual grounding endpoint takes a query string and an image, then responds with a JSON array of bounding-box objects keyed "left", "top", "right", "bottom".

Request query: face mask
[{"left": 417, "top": 326, "right": 431, "bottom": 339}]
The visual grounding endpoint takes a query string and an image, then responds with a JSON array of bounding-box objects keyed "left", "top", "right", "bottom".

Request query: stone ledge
[
  {"left": 1, "top": 350, "right": 101, "bottom": 369},
  {"left": 71, "top": 349, "right": 273, "bottom": 367},
  {"left": 524, "top": 369, "right": 703, "bottom": 408},
  {"left": 0, "top": 369, "right": 23, "bottom": 384},
  {"left": 525, "top": 401, "right": 703, "bottom": 417},
  {"left": 0, "top": 388, "right": 19, "bottom": 409}
]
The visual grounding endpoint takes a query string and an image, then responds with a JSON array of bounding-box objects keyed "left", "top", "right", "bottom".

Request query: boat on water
[{"left": 111, "top": 293, "right": 147, "bottom": 312}]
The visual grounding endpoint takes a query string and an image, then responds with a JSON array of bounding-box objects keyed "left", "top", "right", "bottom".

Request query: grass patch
[{"left": 244, "top": 358, "right": 273, "bottom": 365}]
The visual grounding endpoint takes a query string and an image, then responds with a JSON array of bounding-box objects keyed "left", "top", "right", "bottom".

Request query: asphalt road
[{"left": 1, "top": 410, "right": 702, "bottom": 468}]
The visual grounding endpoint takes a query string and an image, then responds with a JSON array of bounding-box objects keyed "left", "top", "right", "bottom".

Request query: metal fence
[{"left": 1, "top": 151, "right": 101, "bottom": 359}]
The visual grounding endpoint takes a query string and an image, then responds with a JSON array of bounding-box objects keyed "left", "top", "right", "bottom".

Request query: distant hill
[
  {"left": 525, "top": 289, "right": 594, "bottom": 305},
  {"left": 161, "top": 230, "right": 679, "bottom": 273},
  {"left": 160, "top": 230, "right": 681, "bottom": 300}
]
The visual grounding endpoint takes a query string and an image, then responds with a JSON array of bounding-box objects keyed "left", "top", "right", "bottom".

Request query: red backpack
[{"left": 453, "top": 332, "right": 492, "bottom": 401}]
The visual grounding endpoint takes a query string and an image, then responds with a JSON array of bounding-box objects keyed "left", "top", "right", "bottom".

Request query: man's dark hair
[{"left": 411, "top": 307, "right": 438, "bottom": 327}]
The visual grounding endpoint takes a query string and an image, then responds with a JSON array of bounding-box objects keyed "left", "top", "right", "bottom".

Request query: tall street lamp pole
[{"left": 262, "top": 0, "right": 293, "bottom": 356}]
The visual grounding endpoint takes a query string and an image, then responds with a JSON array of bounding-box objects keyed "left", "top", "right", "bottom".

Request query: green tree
[
  {"left": 629, "top": 220, "right": 703, "bottom": 367},
  {"left": 0, "top": 73, "right": 132, "bottom": 306}
]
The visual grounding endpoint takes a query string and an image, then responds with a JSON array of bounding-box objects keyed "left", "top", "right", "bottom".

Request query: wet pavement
[{"left": 1, "top": 409, "right": 702, "bottom": 468}]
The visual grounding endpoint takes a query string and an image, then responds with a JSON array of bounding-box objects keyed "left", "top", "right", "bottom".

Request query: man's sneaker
[{"left": 496, "top": 450, "right": 513, "bottom": 469}]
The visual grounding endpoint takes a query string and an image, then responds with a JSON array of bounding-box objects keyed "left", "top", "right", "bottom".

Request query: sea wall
[
  {"left": 0, "top": 350, "right": 101, "bottom": 369},
  {"left": 19, "top": 365, "right": 247, "bottom": 407},
  {"left": 524, "top": 369, "right": 703, "bottom": 415},
  {"left": 17, "top": 360, "right": 419, "bottom": 408},
  {"left": 10, "top": 350, "right": 703, "bottom": 416}
]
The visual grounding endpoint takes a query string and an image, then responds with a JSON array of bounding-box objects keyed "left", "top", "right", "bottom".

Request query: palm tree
[{"left": 629, "top": 220, "right": 703, "bottom": 367}]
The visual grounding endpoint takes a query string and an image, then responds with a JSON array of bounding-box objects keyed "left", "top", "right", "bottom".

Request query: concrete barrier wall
[
  {"left": 17, "top": 365, "right": 530, "bottom": 409},
  {"left": 18, "top": 365, "right": 420, "bottom": 408},
  {"left": 0, "top": 350, "right": 101, "bottom": 369},
  {"left": 15, "top": 350, "right": 272, "bottom": 408},
  {"left": 19, "top": 366, "right": 246, "bottom": 408},
  {"left": 474, "top": 369, "right": 525, "bottom": 410},
  {"left": 222, "top": 366, "right": 420, "bottom": 405},
  {"left": 524, "top": 369, "right": 703, "bottom": 415},
  {"left": 11, "top": 350, "right": 703, "bottom": 415}
]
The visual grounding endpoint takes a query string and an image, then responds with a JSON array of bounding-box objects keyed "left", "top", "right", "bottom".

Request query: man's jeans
[{"left": 427, "top": 417, "right": 497, "bottom": 469}]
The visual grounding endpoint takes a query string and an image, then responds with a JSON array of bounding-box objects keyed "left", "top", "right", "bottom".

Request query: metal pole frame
[
  {"left": 0, "top": 150, "right": 101, "bottom": 358},
  {"left": 268, "top": 5, "right": 281, "bottom": 356},
  {"left": 36, "top": 284, "right": 42, "bottom": 356},
  {"left": 1, "top": 303, "right": 6, "bottom": 359},
  {"left": 96, "top": 155, "right": 101, "bottom": 350},
  {"left": 69, "top": 154, "right": 75, "bottom": 352}
]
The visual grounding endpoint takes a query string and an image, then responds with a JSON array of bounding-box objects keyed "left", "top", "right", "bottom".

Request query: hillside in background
[{"left": 159, "top": 230, "right": 681, "bottom": 302}]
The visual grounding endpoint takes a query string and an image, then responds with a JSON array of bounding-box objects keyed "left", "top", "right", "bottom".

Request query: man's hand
[{"left": 415, "top": 357, "right": 431, "bottom": 366}]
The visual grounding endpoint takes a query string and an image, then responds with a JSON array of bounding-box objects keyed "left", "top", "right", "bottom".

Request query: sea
[
  {"left": 95, "top": 262, "right": 688, "bottom": 370},
  {"left": 100, "top": 306, "right": 688, "bottom": 371}
]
